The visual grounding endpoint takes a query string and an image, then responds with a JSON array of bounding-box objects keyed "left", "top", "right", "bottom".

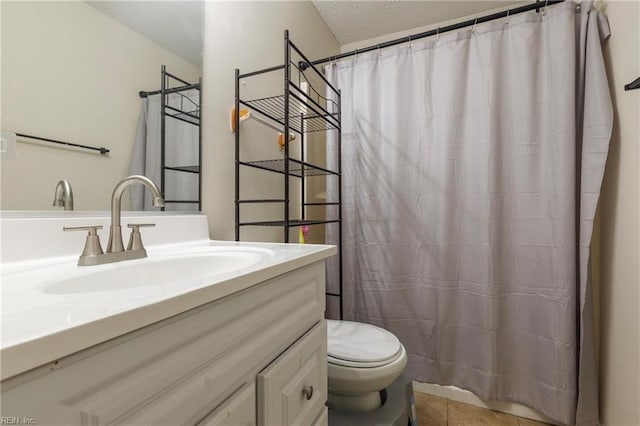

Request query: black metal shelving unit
[
  {"left": 234, "top": 30, "right": 343, "bottom": 319},
  {"left": 141, "top": 66, "right": 202, "bottom": 210}
]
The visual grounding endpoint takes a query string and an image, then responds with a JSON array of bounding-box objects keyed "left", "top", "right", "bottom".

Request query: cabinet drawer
[
  {"left": 258, "top": 321, "right": 327, "bottom": 426},
  {"left": 197, "top": 382, "right": 255, "bottom": 426},
  {"left": 312, "top": 407, "right": 328, "bottom": 426}
]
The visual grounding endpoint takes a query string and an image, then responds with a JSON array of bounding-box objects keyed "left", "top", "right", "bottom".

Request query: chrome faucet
[
  {"left": 106, "top": 175, "right": 164, "bottom": 253},
  {"left": 52, "top": 179, "right": 74, "bottom": 211},
  {"left": 64, "top": 175, "right": 164, "bottom": 266}
]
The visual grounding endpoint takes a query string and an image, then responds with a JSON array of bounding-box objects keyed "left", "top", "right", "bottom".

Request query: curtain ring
[
  {"left": 408, "top": 34, "right": 412, "bottom": 49},
  {"left": 471, "top": 17, "right": 478, "bottom": 33},
  {"left": 504, "top": 9, "right": 510, "bottom": 26},
  {"left": 377, "top": 44, "right": 382, "bottom": 57},
  {"left": 542, "top": 0, "right": 549, "bottom": 16},
  {"left": 436, "top": 27, "right": 440, "bottom": 42},
  {"left": 355, "top": 49, "right": 359, "bottom": 62}
]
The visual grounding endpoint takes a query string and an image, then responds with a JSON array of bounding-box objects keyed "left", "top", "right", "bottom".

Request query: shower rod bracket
[{"left": 298, "top": 61, "right": 310, "bottom": 72}]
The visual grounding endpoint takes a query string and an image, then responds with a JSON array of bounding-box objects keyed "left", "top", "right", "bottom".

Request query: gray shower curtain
[{"left": 326, "top": 2, "right": 612, "bottom": 424}]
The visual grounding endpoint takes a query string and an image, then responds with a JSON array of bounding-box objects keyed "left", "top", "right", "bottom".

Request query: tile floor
[{"left": 414, "top": 392, "right": 552, "bottom": 426}]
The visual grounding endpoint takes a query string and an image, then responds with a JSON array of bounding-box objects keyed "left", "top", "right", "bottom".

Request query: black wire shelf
[
  {"left": 239, "top": 219, "right": 340, "bottom": 227},
  {"left": 238, "top": 199, "right": 286, "bottom": 204},
  {"left": 303, "top": 202, "right": 340, "bottom": 206},
  {"left": 165, "top": 108, "right": 200, "bottom": 126},
  {"left": 239, "top": 158, "right": 337, "bottom": 177},
  {"left": 165, "top": 165, "right": 200, "bottom": 174},
  {"left": 153, "top": 65, "right": 202, "bottom": 212},
  {"left": 235, "top": 31, "right": 344, "bottom": 319},
  {"left": 240, "top": 94, "right": 339, "bottom": 134}
]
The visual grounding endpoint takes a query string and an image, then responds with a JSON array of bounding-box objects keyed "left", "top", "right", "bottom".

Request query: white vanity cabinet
[{"left": 0, "top": 262, "right": 328, "bottom": 426}]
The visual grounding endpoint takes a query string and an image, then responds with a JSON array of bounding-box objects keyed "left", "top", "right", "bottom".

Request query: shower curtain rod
[
  {"left": 139, "top": 83, "right": 200, "bottom": 98},
  {"left": 308, "top": 0, "right": 565, "bottom": 66}
]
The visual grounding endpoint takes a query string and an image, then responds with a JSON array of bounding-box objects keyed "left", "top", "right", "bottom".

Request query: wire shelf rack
[
  {"left": 164, "top": 165, "right": 200, "bottom": 174},
  {"left": 235, "top": 30, "right": 344, "bottom": 319},
  {"left": 239, "top": 158, "right": 338, "bottom": 177},
  {"left": 241, "top": 94, "right": 338, "bottom": 134}
]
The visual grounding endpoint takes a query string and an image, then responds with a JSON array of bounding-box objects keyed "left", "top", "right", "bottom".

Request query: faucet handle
[
  {"left": 126, "top": 223, "right": 155, "bottom": 251},
  {"left": 63, "top": 225, "right": 104, "bottom": 257},
  {"left": 63, "top": 225, "right": 103, "bottom": 232}
]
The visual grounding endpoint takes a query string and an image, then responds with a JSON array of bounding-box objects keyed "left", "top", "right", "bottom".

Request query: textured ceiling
[
  {"left": 86, "top": 1, "right": 202, "bottom": 66},
  {"left": 312, "top": 1, "right": 524, "bottom": 45},
  {"left": 86, "top": 1, "right": 524, "bottom": 65}
]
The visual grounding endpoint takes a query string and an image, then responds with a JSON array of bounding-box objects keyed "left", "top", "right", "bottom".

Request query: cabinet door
[
  {"left": 258, "top": 321, "right": 327, "bottom": 426},
  {"left": 197, "top": 382, "right": 255, "bottom": 426}
]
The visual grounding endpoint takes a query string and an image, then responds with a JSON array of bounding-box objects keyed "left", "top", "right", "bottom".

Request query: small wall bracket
[{"left": 624, "top": 77, "right": 640, "bottom": 91}]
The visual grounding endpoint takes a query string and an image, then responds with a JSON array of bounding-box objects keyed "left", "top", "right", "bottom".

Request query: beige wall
[
  {"left": 597, "top": 1, "right": 640, "bottom": 425},
  {"left": 0, "top": 1, "right": 200, "bottom": 211},
  {"left": 201, "top": 1, "right": 339, "bottom": 241}
]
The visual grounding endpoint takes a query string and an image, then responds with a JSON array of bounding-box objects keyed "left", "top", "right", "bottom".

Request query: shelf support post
[
  {"left": 284, "top": 30, "right": 291, "bottom": 243},
  {"left": 198, "top": 77, "right": 203, "bottom": 211},
  {"left": 337, "top": 88, "right": 343, "bottom": 319},
  {"left": 300, "top": 114, "right": 306, "bottom": 221},
  {"left": 235, "top": 68, "right": 241, "bottom": 241},
  {"left": 160, "top": 65, "right": 167, "bottom": 211}
]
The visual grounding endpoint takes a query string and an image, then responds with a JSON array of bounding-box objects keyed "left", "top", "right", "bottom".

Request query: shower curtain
[
  {"left": 129, "top": 90, "right": 199, "bottom": 211},
  {"left": 326, "top": 2, "right": 611, "bottom": 424}
]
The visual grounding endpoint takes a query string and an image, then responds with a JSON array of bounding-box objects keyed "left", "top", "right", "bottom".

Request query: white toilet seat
[
  {"left": 328, "top": 350, "right": 403, "bottom": 368},
  {"left": 328, "top": 344, "right": 407, "bottom": 389},
  {"left": 327, "top": 320, "right": 402, "bottom": 366}
]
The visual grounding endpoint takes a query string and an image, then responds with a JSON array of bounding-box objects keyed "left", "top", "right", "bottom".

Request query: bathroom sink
[
  {"left": 41, "top": 249, "right": 269, "bottom": 294},
  {"left": 0, "top": 213, "right": 337, "bottom": 382}
]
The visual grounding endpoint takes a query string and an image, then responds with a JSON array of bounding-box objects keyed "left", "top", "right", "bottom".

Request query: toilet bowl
[{"left": 327, "top": 320, "right": 408, "bottom": 413}]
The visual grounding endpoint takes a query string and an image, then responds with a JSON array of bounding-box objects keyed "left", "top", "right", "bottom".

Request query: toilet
[{"left": 326, "top": 320, "right": 408, "bottom": 413}]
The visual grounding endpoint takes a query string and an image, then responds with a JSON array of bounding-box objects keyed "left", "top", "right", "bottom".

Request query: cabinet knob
[{"left": 302, "top": 385, "right": 314, "bottom": 400}]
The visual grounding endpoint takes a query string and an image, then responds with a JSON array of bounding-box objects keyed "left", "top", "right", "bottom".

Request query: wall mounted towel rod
[
  {"left": 624, "top": 77, "right": 640, "bottom": 91},
  {"left": 15, "top": 132, "right": 110, "bottom": 155}
]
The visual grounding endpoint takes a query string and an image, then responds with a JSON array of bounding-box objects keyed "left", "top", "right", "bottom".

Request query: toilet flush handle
[{"left": 302, "top": 385, "right": 314, "bottom": 400}]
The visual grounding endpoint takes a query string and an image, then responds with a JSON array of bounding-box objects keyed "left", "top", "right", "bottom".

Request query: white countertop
[{"left": 0, "top": 214, "right": 336, "bottom": 380}]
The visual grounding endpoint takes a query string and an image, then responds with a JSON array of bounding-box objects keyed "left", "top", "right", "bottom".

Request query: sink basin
[{"left": 42, "top": 249, "right": 269, "bottom": 294}]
